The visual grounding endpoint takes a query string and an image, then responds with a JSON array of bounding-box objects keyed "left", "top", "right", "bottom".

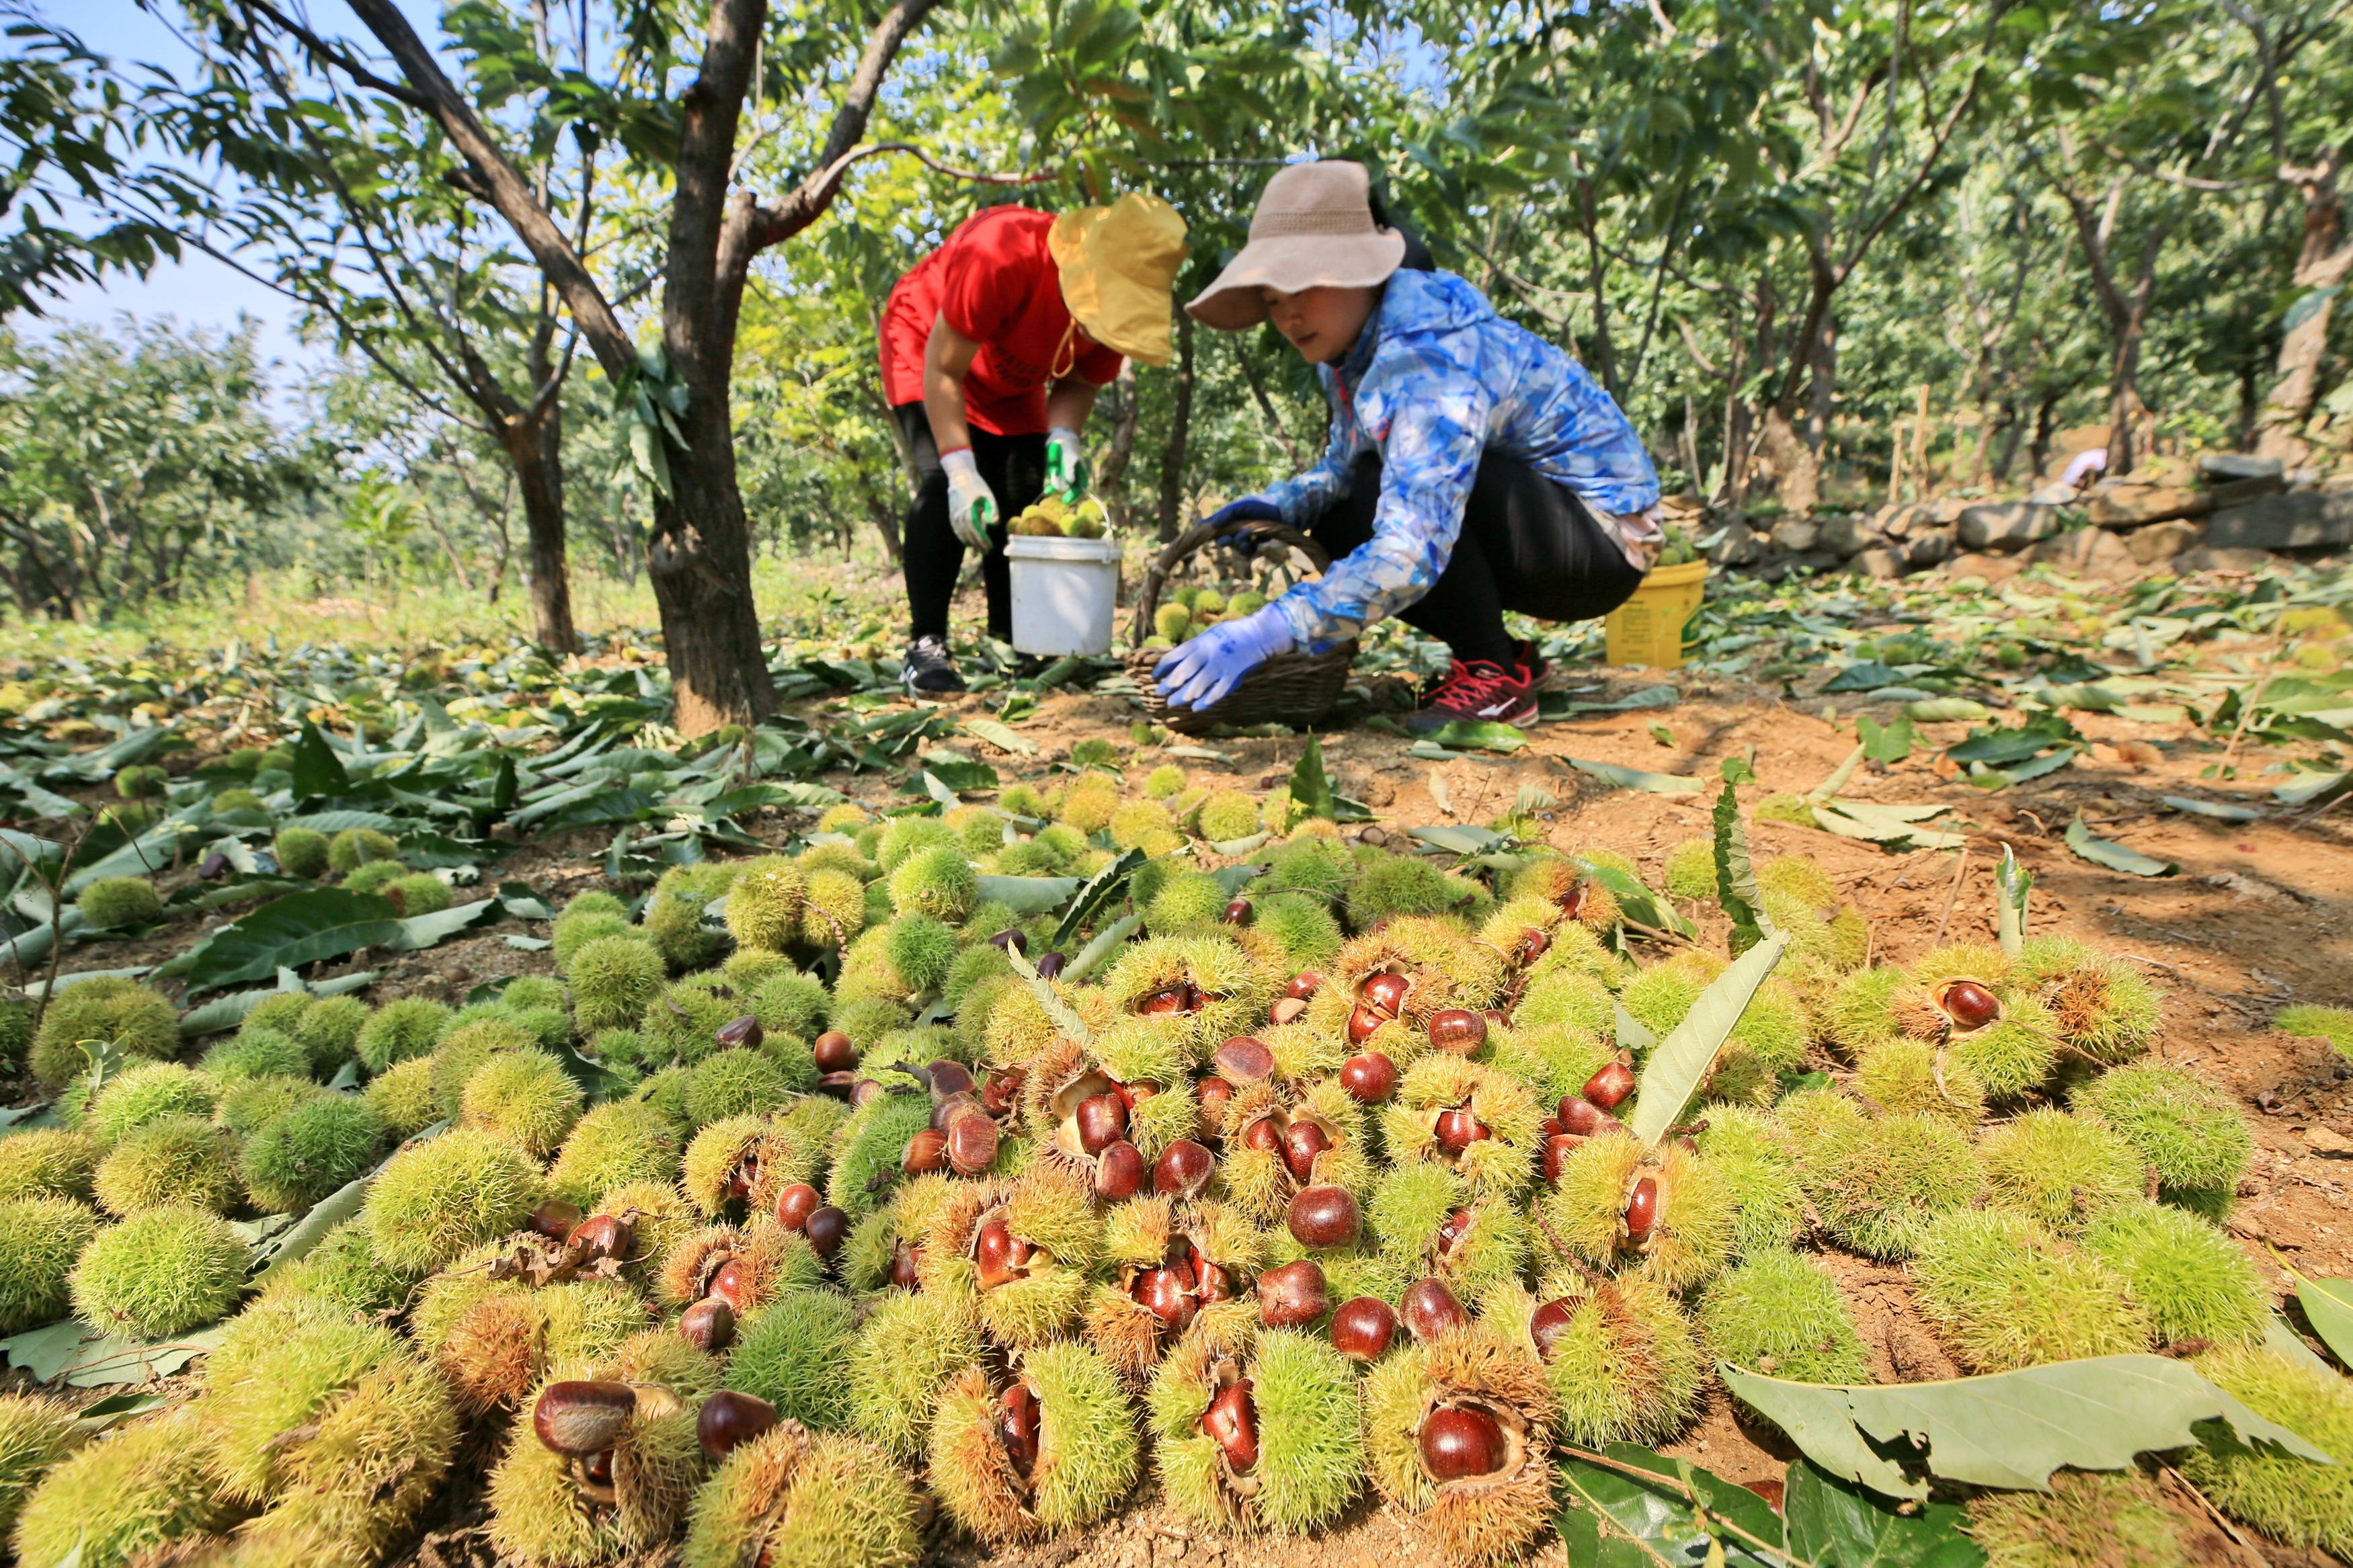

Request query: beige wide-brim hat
[
  {"left": 1187, "top": 161, "right": 1408, "bottom": 331},
  {"left": 1049, "top": 193, "right": 1189, "bottom": 368}
]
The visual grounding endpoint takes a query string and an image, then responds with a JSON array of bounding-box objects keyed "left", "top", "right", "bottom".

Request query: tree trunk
[
  {"left": 1095, "top": 364, "right": 1141, "bottom": 534},
  {"left": 646, "top": 425, "right": 775, "bottom": 734},
  {"left": 1156, "top": 313, "right": 1195, "bottom": 542},
  {"left": 2104, "top": 311, "right": 2150, "bottom": 476},
  {"left": 2027, "top": 386, "right": 2062, "bottom": 481},
  {"left": 499, "top": 404, "right": 577, "bottom": 653},
  {"left": 2258, "top": 149, "right": 2353, "bottom": 462}
]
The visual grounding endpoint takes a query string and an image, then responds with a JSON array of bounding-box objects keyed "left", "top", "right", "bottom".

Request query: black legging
[
  {"left": 895, "top": 403, "right": 1046, "bottom": 643},
  {"left": 1307, "top": 450, "right": 1645, "bottom": 667}
]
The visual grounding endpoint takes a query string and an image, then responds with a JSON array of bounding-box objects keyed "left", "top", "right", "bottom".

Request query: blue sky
[{"left": 38, "top": 1, "right": 442, "bottom": 392}]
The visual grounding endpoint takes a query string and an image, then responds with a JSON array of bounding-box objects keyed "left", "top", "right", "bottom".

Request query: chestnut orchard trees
[{"left": 173, "top": 0, "right": 958, "bottom": 733}]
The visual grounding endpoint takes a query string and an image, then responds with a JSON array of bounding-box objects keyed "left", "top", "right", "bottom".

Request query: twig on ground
[{"left": 1931, "top": 845, "right": 1971, "bottom": 947}]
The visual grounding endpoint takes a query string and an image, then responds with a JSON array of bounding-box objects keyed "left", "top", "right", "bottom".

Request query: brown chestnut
[
  {"left": 1222, "top": 897, "right": 1253, "bottom": 925},
  {"left": 804, "top": 1205, "right": 848, "bottom": 1259},
  {"left": 713, "top": 1014, "right": 763, "bottom": 1051},
  {"left": 1582, "top": 1060, "right": 1636, "bottom": 1110},
  {"left": 528, "top": 1199, "right": 584, "bottom": 1243},
  {"left": 889, "top": 1241, "right": 924, "bottom": 1291},
  {"left": 1624, "top": 1177, "right": 1660, "bottom": 1244},
  {"left": 1330, "top": 1296, "right": 1398, "bottom": 1361},
  {"left": 1942, "top": 979, "right": 2002, "bottom": 1030},
  {"left": 1529, "top": 1297, "right": 1575, "bottom": 1361},
  {"left": 1541, "top": 1132, "right": 1582, "bottom": 1186},
  {"left": 1213, "top": 1036, "right": 1276, "bottom": 1083},
  {"left": 1360, "top": 971, "right": 1410, "bottom": 1015},
  {"left": 1287, "top": 1184, "right": 1361, "bottom": 1248},
  {"left": 999, "top": 1383, "right": 1040, "bottom": 1476},
  {"left": 1257, "top": 1259, "right": 1330, "bottom": 1328},
  {"left": 696, "top": 1389, "right": 777, "bottom": 1458},
  {"left": 1419, "top": 1405, "right": 1507, "bottom": 1481},
  {"left": 944, "top": 1104, "right": 1000, "bottom": 1175},
  {"left": 1136, "top": 985, "right": 1191, "bottom": 1017},
  {"left": 1095, "top": 1139, "right": 1144, "bottom": 1201},
  {"left": 680, "top": 1296, "right": 735, "bottom": 1353},
  {"left": 1427, "top": 1007, "right": 1486, "bottom": 1054},
  {"left": 973, "top": 1218, "right": 1032, "bottom": 1289},
  {"left": 774, "top": 1182, "right": 823, "bottom": 1231},
  {"left": 988, "top": 927, "right": 1029, "bottom": 955},
  {"left": 927, "top": 1059, "right": 975, "bottom": 1100},
  {"left": 1432, "top": 1108, "right": 1488, "bottom": 1153},
  {"left": 1269, "top": 997, "right": 1309, "bottom": 1026},
  {"left": 532, "top": 1379, "right": 635, "bottom": 1456},
  {"left": 1339, "top": 1051, "right": 1398, "bottom": 1104},
  {"left": 1074, "top": 1091, "right": 1129, "bottom": 1155},
  {"left": 1034, "top": 950, "right": 1068, "bottom": 981},
  {"left": 706, "top": 1258, "right": 749, "bottom": 1312},
  {"left": 1196, "top": 1075, "right": 1234, "bottom": 1136},
  {"left": 813, "top": 1030, "right": 857, "bottom": 1073},
  {"left": 1282, "top": 1119, "right": 1330, "bottom": 1183},
  {"left": 1400, "top": 1278, "right": 1468, "bottom": 1341},
  {"left": 567, "top": 1212, "right": 633, "bottom": 1262},
  {"left": 1199, "top": 1378, "right": 1258, "bottom": 1471},
  {"left": 1557, "top": 1095, "right": 1609, "bottom": 1135},
  {"left": 1346, "top": 1004, "right": 1389, "bottom": 1046},
  {"left": 902, "top": 1128, "right": 948, "bottom": 1176},
  {"left": 1241, "top": 1116, "right": 1283, "bottom": 1156},
  {"left": 1154, "top": 1139, "right": 1213, "bottom": 1198},
  {"left": 1435, "top": 1206, "right": 1472, "bottom": 1258},
  {"left": 1133, "top": 1264, "right": 1195, "bottom": 1330},
  {"left": 1285, "top": 971, "right": 1323, "bottom": 1001}
]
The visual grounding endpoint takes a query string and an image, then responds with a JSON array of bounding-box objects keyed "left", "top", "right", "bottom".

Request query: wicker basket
[{"left": 1125, "top": 517, "right": 1357, "bottom": 735}]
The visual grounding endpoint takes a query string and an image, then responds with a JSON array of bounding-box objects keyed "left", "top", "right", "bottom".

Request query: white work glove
[
  {"left": 1045, "top": 425, "right": 1088, "bottom": 501},
  {"left": 941, "top": 448, "right": 996, "bottom": 552}
]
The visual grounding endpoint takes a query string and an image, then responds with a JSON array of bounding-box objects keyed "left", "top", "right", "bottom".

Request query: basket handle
[{"left": 1128, "top": 515, "right": 1332, "bottom": 651}]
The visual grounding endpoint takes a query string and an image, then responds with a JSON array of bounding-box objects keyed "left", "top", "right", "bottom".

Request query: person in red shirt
[{"left": 879, "top": 194, "right": 1186, "bottom": 692}]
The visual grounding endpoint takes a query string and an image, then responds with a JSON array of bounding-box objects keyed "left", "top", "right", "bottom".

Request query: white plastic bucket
[{"left": 1006, "top": 535, "right": 1123, "bottom": 656}]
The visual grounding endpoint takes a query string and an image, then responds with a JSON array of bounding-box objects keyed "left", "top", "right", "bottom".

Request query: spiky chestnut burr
[{"left": 1146, "top": 1329, "right": 1365, "bottom": 1535}]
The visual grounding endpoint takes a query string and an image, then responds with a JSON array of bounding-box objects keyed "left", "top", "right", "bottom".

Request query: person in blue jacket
[{"left": 1154, "top": 159, "right": 1664, "bottom": 731}]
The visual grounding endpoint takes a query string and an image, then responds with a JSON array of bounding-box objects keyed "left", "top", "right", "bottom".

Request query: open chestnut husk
[{"left": 1419, "top": 1403, "right": 1508, "bottom": 1482}]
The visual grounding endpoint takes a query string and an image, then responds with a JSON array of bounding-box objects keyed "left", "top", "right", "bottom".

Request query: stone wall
[{"left": 1695, "top": 453, "right": 2350, "bottom": 584}]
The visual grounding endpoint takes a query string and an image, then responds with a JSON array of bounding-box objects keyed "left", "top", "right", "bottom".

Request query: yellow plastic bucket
[{"left": 1603, "top": 559, "right": 1708, "bottom": 669}]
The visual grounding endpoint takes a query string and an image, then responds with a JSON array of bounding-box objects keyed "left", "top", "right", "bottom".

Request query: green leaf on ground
[
  {"left": 1860, "top": 712, "right": 1915, "bottom": 764},
  {"left": 1813, "top": 800, "right": 1966, "bottom": 851},
  {"left": 961, "top": 718, "right": 1038, "bottom": 756},
  {"left": 1051, "top": 847, "right": 1146, "bottom": 950},
  {"left": 1004, "top": 940, "right": 1094, "bottom": 1044},
  {"left": 1808, "top": 743, "right": 1867, "bottom": 802},
  {"left": 2, "top": 1317, "right": 232, "bottom": 1387},
  {"left": 1064, "top": 911, "right": 1144, "bottom": 984},
  {"left": 2291, "top": 1275, "right": 2353, "bottom": 1368},
  {"left": 1783, "top": 1458, "right": 1985, "bottom": 1568},
  {"left": 1906, "top": 698, "right": 1989, "bottom": 723},
  {"left": 290, "top": 720, "right": 352, "bottom": 798},
  {"left": 1713, "top": 781, "right": 1771, "bottom": 952},
  {"left": 1289, "top": 735, "right": 1339, "bottom": 821},
  {"left": 1417, "top": 720, "right": 1529, "bottom": 753},
  {"left": 1629, "top": 931, "right": 1788, "bottom": 1149},
  {"left": 1554, "top": 1442, "right": 1785, "bottom": 1568},
  {"left": 2161, "top": 794, "right": 2262, "bottom": 822},
  {"left": 1568, "top": 858, "right": 1695, "bottom": 938},
  {"left": 1562, "top": 757, "right": 1703, "bottom": 793},
  {"left": 975, "top": 874, "right": 1082, "bottom": 915},
  {"left": 1719, "top": 1356, "right": 2336, "bottom": 1501},
  {"left": 2065, "top": 815, "right": 2178, "bottom": 877}
]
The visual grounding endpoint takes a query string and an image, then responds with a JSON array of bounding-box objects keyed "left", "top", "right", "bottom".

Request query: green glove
[{"left": 1045, "top": 425, "right": 1088, "bottom": 502}]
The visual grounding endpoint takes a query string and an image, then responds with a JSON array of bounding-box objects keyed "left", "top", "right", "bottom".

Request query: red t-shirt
[{"left": 879, "top": 206, "right": 1125, "bottom": 437}]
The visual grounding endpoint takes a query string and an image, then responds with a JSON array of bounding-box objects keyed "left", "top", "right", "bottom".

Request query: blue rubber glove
[
  {"left": 1153, "top": 603, "right": 1296, "bottom": 711},
  {"left": 1207, "top": 495, "right": 1284, "bottom": 561}
]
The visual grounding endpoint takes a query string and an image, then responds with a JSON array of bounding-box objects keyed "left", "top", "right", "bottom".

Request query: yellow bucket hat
[{"left": 1049, "top": 193, "right": 1188, "bottom": 368}]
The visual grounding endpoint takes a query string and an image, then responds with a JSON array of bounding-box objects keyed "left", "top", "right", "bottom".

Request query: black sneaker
[{"left": 901, "top": 634, "right": 966, "bottom": 695}]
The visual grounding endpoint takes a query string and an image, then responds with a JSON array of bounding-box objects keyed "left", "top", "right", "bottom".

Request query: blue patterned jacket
[{"left": 1259, "top": 268, "right": 1659, "bottom": 653}]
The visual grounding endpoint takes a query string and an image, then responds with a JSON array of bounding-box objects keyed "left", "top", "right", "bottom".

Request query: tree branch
[
  {"left": 233, "top": 0, "right": 428, "bottom": 110},
  {"left": 337, "top": 0, "right": 634, "bottom": 380}
]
